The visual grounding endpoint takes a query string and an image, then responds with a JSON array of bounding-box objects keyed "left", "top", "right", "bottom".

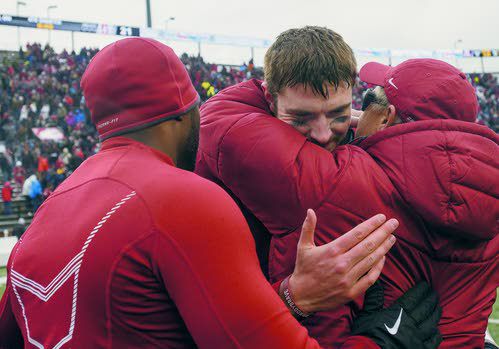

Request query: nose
[{"left": 309, "top": 116, "right": 333, "bottom": 146}]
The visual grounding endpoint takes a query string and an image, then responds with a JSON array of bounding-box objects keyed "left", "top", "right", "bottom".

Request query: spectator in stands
[
  {"left": 12, "top": 217, "right": 26, "bottom": 239},
  {"left": 12, "top": 161, "right": 25, "bottom": 186},
  {"left": 469, "top": 73, "right": 499, "bottom": 131},
  {"left": 60, "top": 147, "right": 72, "bottom": 167},
  {"left": 21, "top": 146, "right": 36, "bottom": 174},
  {"left": 21, "top": 174, "right": 36, "bottom": 214},
  {"left": 1, "top": 182, "right": 13, "bottom": 215},
  {"left": 27, "top": 174, "right": 42, "bottom": 213},
  {"left": 0, "top": 153, "right": 11, "bottom": 182}
]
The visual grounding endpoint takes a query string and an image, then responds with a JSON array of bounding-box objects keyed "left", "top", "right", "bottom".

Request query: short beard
[{"left": 176, "top": 112, "right": 200, "bottom": 172}]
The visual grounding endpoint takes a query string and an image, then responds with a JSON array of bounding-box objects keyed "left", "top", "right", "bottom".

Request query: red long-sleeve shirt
[{"left": 0, "top": 137, "right": 376, "bottom": 348}]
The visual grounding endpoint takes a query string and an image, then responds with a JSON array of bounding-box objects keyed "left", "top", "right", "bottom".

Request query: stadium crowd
[
  {"left": 0, "top": 43, "right": 497, "bottom": 212},
  {"left": 470, "top": 73, "right": 499, "bottom": 128}
]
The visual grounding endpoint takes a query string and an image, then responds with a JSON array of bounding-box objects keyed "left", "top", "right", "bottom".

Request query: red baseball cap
[
  {"left": 359, "top": 58, "right": 478, "bottom": 123},
  {"left": 81, "top": 37, "right": 199, "bottom": 140}
]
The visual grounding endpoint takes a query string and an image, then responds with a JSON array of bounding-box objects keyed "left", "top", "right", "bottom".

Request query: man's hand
[
  {"left": 352, "top": 282, "right": 443, "bottom": 349},
  {"left": 289, "top": 209, "right": 397, "bottom": 313}
]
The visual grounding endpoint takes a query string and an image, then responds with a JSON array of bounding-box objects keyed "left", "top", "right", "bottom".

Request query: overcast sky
[{"left": 0, "top": 0, "right": 498, "bottom": 71}]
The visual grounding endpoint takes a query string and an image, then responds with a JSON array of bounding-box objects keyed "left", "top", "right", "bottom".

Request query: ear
[
  {"left": 261, "top": 81, "right": 276, "bottom": 113},
  {"left": 379, "top": 105, "right": 397, "bottom": 130},
  {"left": 386, "top": 105, "right": 398, "bottom": 127}
]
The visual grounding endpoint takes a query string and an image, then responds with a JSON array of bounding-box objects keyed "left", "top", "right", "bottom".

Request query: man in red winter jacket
[{"left": 196, "top": 27, "right": 498, "bottom": 348}]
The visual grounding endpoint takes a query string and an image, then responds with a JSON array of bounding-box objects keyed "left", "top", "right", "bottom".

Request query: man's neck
[{"left": 123, "top": 130, "right": 178, "bottom": 166}]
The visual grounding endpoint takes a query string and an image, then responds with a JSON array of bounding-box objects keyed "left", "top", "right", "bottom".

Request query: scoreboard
[{"left": 0, "top": 14, "right": 140, "bottom": 37}]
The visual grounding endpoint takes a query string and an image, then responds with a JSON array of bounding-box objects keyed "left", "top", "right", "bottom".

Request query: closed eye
[
  {"left": 333, "top": 116, "right": 348, "bottom": 123},
  {"left": 291, "top": 119, "right": 307, "bottom": 127}
]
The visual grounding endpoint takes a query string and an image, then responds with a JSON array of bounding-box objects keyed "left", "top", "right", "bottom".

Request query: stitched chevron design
[
  {"left": 10, "top": 191, "right": 137, "bottom": 349},
  {"left": 11, "top": 252, "right": 83, "bottom": 302}
]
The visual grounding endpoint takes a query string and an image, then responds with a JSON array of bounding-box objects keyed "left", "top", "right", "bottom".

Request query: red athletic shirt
[{"left": 0, "top": 137, "right": 376, "bottom": 348}]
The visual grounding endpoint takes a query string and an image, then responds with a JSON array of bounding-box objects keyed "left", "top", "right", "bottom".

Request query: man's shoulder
[
  {"left": 332, "top": 144, "right": 387, "bottom": 180},
  {"left": 106, "top": 146, "right": 222, "bottom": 200},
  {"left": 147, "top": 165, "right": 224, "bottom": 196},
  {"left": 358, "top": 119, "right": 498, "bottom": 151},
  {"left": 143, "top": 166, "right": 242, "bottom": 234},
  {"left": 198, "top": 80, "right": 272, "bottom": 167},
  {"left": 207, "top": 79, "right": 264, "bottom": 102},
  {"left": 201, "top": 79, "right": 269, "bottom": 118},
  {"left": 107, "top": 148, "right": 234, "bottom": 211},
  {"left": 52, "top": 144, "right": 184, "bottom": 200}
]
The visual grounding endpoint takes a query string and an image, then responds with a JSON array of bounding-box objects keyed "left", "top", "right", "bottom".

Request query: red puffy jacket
[{"left": 196, "top": 79, "right": 499, "bottom": 348}]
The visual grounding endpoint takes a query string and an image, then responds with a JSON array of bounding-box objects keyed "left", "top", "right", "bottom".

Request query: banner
[
  {"left": 0, "top": 13, "right": 139, "bottom": 37},
  {"left": 354, "top": 48, "right": 499, "bottom": 59},
  {"left": 140, "top": 27, "right": 271, "bottom": 48},
  {"left": 0, "top": 13, "right": 498, "bottom": 53},
  {"left": 32, "top": 127, "right": 65, "bottom": 142}
]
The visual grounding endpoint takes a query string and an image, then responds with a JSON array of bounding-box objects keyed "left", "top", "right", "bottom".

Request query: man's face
[
  {"left": 355, "top": 88, "right": 393, "bottom": 138},
  {"left": 275, "top": 83, "right": 352, "bottom": 151},
  {"left": 355, "top": 106, "right": 385, "bottom": 138}
]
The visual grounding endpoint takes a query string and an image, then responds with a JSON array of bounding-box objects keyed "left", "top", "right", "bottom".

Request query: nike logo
[
  {"left": 385, "top": 308, "right": 403, "bottom": 335},
  {"left": 388, "top": 78, "right": 399, "bottom": 90}
]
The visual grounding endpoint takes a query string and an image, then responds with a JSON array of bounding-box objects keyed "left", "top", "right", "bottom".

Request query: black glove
[
  {"left": 351, "top": 282, "right": 442, "bottom": 349},
  {"left": 485, "top": 337, "right": 499, "bottom": 349},
  {"left": 485, "top": 342, "right": 499, "bottom": 349}
]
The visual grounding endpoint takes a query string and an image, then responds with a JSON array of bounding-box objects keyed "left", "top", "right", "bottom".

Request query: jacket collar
[
  {"left": 100, "top": 136, "right": 175, "bottom": 167},
  {"left": 358, "top": 119, "right": 497, "bottom": 151}
]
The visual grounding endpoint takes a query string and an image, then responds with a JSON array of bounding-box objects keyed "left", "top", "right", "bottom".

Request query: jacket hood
[
  {"left": 202, "top": 79, "right": 270, "bottom": 115},
  {"left": 360, "top": 120, "right": 498, "bottom": 241},
  {"left": 199, "top": 79, "right": 271, "bottom": 162}
]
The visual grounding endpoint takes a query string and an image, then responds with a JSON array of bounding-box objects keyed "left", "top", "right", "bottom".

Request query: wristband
[{"left": 279, "top": 275, "right": 313, "bottom": 320}]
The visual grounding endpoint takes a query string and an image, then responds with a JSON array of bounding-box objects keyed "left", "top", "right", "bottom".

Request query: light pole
[
  {"left": 47, "top": 5, "right": 57, "bottom": 46},
  {"left": 146, "top": 0, "right": 152, "bottom": 27},
  {"left": 16, "top": 1, "right": 26, "bottom": 50}
]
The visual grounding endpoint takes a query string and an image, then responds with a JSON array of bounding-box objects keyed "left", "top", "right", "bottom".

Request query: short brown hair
[{"left": 264, "top": 26, "right": 357, "bottom": 98}]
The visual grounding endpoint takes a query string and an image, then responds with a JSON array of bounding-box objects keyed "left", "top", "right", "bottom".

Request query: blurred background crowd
[{"left": 0, "top": 44, "right": 497, "bottom": 225}]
